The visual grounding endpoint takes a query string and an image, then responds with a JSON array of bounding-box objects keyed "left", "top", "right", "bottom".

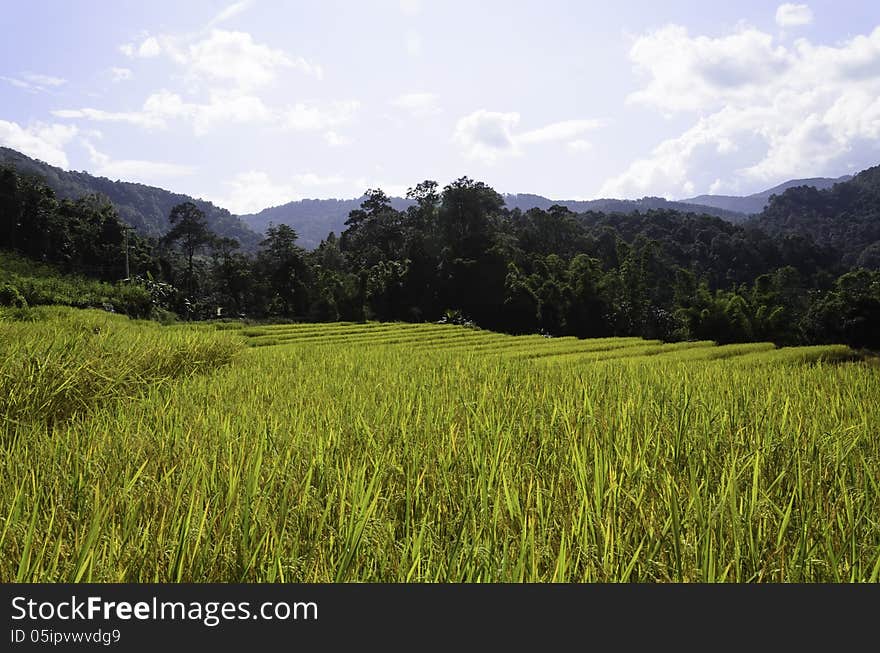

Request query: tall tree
[
  {"left": 164, "top": 201, "right": 213, "bottom": 293},
  {"left": 257, "top": 223, "right": 311, "bottom": 317}
]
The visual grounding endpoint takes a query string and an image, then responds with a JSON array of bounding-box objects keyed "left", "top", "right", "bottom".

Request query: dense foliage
[
  {"left": 0, "top": 147, "right": 260, "bottom": 248},
  {"left": 750, "top": 166, "right": 880, "bottom": 268},
  {"left": 1, "top": 163, "right": 879, "bottom": 349}
]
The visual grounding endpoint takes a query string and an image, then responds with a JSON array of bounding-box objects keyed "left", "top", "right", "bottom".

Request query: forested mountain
[
  {"left": 0, "top": 147, "right": 261, "bottom": 249},
  {"left": 748, "top": 165, "right": 880, "bottom": 268},
  {"left": 241, "top": 197, "right": 415, "bottom": 250},
  {"left": 684, "top": 175, "right": 852, "bottom": 215}
]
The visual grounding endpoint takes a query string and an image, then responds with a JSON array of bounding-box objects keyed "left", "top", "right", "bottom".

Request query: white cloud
[
  {"left": 0, "top": 77, "right": 31, "bottom": 90},
  {"left": 208, "top": 0, "right": 254, "bottom": 26},
  {"left": 454, "top": 111, "right": 604, "bottom": 163},
  {"left": 51, "top": 108, "right": 166, "bottom": 130},
  {"left": 282, "top": 100, "right": 360, "bottom": 131},
  {"left": 57, "top": 89, "right": 358, "bottom": 136},
  {"left": 405, "top": 30, "right": 422, "bottom": 57},
  {"left": 1, "top": 72, "right": 67, "bottom": 93},
  {"left": 600, "top": 23, "right": 880, "bottom": 198},
  {"left": 188, "top": 90, "right": 274, "bottom": 134},
  {"left": 143, "top": 89, "right": 274, "bottom": 134},
  {"left": 119, "top": 35, "right": 162, "bottom": 58},
  {"left": 518, "top": 119, "right": 603, "bottom": 144},
  {"left": 453, "top": 110, "right": 521, "bottom": 163},
  {"left": 110, "top": 67, "right": 133, "bottom": 82},
  {"left": 390, "top": 92, "right": 441, "bottom": 116},
  {"left": 22, "top": 72, "right": 66, "bottom": 87},
  {"left": 56, "top": 87, "right": 275, "bottom": 135},
  {"left": 82, "top": 140, "right": 195, "bottom": 184},
  {"left": 776, "top": 4, "right": 813, "bottom": 27},
  {"left": 0, "top": 120, "right": 77, "bottom": 167},
  {"left": 138, "top": 36, "right": 162, "bottom": 58},
  {"left": 627, "top": 25, "right": 792, "bottom": 113},
  {"left": 187, "top": 29, "right": 322, "bottom": 89},
  {"left": 86, "top": 28, "right": 326, "bottom": 137}
]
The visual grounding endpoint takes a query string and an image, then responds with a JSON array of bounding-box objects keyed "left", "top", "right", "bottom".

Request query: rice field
[{"left": 1, "top": 310, "right": 878, "bottom": 582}]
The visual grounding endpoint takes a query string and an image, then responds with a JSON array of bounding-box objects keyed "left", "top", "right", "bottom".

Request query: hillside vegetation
[
  {"left": 750, "top": 165, "right": 880, "bottom": 268},
  {"left": 0, "top": 147, "right": 260, "bottom": 249},
  {"left": 0, "top": 251, "right": 152, "bottom": 317}
]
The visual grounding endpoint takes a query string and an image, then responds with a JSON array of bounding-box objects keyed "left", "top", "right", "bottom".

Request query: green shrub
[{"left": 0, "top": 282, "right": 27, "bottom": 308}]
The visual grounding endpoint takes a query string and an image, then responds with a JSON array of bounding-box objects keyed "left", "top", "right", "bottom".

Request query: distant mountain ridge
[
  {"left": 683, "top": 176, "right": 853, "bottom": 216},
  {"left": 0, "top": 147, "right": 261, "bottom": 249},
  {"left": 241, "top": 197, "right": 416, "bottom": 250},
  {"left": 502, "top": 194, "right": 747, "bottom": 220},
  {"left": 239, "top": 176, "right": 855, "bottom": 250},
  {"left": 240, "top": 194, "right": 749, "bottom": 249}
]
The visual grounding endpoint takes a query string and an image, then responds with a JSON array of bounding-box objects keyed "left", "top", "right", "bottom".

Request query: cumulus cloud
[
  {"left": 187, "top": 29, "right": 323, "bottom": 89},
  {"left": 93, "top": 26, "right": 327, "bottom": 136},
  {"left": 390, "top": 92, "right": 441, "bottom": 116},
  {"left": 776, "top": 4, "right": 813, "bottom": 27},
  {"left": 600, "top": 22, "right": 880, "bottom": 198},
  {"left": 453, "top": 110, "right": 521, "bottom": 163},
  {"left": 627, "top": 25, "right": 791, "bottom": 113},
  {"left": 143, "top": 88, "right": 274, "bottom": 134},
  {"left": 0, "top": 120, "right": 77, "bottom": 167},
  {"left": 454, "top": 111, "right": 603, "bottom": 163}
]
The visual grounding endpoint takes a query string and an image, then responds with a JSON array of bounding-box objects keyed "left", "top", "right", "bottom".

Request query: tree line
[{"left": 1, "top": 164, "right": 878, "bottom": 349}]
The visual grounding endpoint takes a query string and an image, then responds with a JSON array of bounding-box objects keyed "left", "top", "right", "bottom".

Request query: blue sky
[{"left": 2, "top": 0, "right": 880, "bottom": 213}]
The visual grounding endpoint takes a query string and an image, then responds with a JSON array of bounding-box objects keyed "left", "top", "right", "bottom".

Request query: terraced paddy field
[
  {"left": 2, "top": 309, "right": 879, "bottom": 582},
  {"left": 240, "top": 321, "right": 857, "bottom": 366}
]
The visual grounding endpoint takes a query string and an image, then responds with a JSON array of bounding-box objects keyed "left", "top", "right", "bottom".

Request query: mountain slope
[
  {"left": 683, "top": 176, "right": 853, "bottom": 215},
  {"left": 0, "top": 147, "right": 261, "bottom": 249},
  {"left": 241, "top": 197, "right": 415, "bottom": 250},
  {"left": 748, "top": 168, "right": 880, "bottom": 268}
]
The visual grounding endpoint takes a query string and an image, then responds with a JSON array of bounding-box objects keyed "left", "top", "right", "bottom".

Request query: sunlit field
[{"left": 2, "top": 308, "right": 878, "bottom": 582}]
